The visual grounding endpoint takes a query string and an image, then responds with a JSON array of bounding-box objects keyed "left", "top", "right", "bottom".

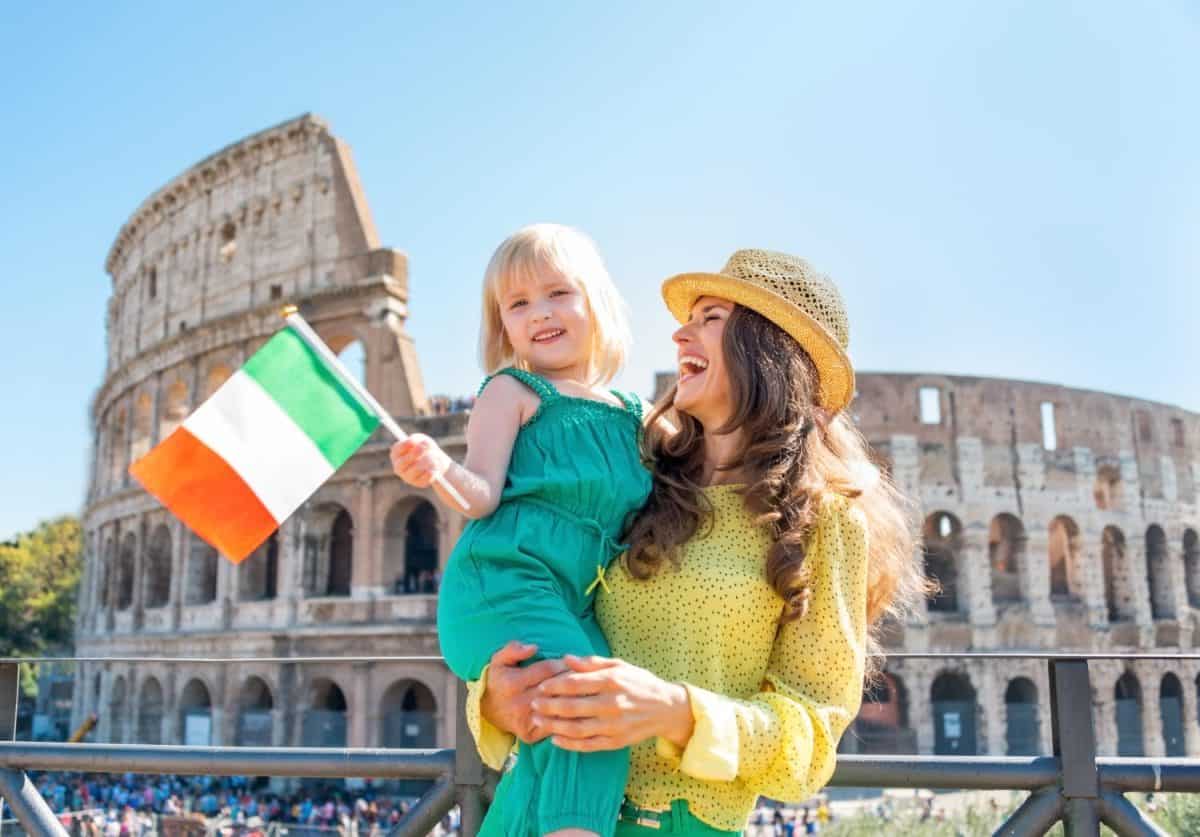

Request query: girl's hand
[
  {"left": 480, "top": 642, "right": 569, "bottom": 745},
  {"left": 531, "top": 655, "right": 695, "bottom": 752},
  {"left": 390, "top": 434, "right": 451, "bottom": 488}
]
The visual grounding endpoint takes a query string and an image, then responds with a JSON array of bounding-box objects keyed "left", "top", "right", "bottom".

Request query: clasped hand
[{"left": 480, "top": 641, "right": 694, "bottom": 753}]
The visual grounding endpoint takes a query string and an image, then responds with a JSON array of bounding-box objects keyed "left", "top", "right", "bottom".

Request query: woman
[{"left": 468, "top": 249, "right": 924, "bottom": 835}]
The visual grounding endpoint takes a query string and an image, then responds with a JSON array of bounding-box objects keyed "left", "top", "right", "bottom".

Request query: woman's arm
[
  {"left": 391, "top": 375, "right": 531, "bottom": 517},
  {"left": 536, "top": 497, "right": 869, "bottom": 802},
  {"left": 462, "top": 642, "right": 570, "bottom": 770}
]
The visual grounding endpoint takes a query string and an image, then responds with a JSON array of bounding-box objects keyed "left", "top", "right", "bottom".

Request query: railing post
[
  {"left": 1050, "top": 658, "right": 1101, "bottom": 836},
  {"left": 454, "top": 679, "right": 487, "bottom": 835},
  {"left": 1, "top": 660, "right": 15, "bottom": 833}
]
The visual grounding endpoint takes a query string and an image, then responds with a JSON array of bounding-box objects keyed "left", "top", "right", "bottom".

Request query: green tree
[{"left": 0, "top": 516, "right": 82, "bottom": 658}]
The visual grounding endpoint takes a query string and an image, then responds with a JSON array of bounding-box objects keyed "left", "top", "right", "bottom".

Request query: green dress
[{"left": 437, "top": 366, "right": 653, "bottom": 836}]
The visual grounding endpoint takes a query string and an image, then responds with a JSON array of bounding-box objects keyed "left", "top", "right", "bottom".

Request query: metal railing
[{"left": 3, "top": 653, "right": 1198, "bottom": 836}]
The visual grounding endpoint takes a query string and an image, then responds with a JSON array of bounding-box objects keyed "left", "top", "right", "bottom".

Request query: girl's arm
[
  {"left": 391, "top": 375, "right": 533, "bottom": 518},
  {"left": 534, "top": 496, "right": 869, "bottom": 803}
]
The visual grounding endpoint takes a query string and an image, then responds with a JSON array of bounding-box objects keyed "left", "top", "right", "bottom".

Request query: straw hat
[{"left": 661, "top": 249, "right": 854, "bottom": 412}]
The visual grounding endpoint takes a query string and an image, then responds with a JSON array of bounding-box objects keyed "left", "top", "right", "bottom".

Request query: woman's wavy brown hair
[{"left": 623, "top": 305, "right": 926, "bottom": 675}]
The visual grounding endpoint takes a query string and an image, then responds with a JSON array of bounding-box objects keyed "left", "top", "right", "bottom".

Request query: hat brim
[{"left": 661, "top": 272, "right": 855, "bottom": 412}]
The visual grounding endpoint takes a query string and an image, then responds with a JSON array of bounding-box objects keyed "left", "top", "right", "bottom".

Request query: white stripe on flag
[{"left": 184, "top": 370, "right": 335, "bottom": 524}]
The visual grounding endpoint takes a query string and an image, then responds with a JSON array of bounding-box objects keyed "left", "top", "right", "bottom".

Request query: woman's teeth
[
  {"left": 679, "top": 356, "right": 708, "bottom": 377},
  {"left": 533, "top": 329, "right": 565, "bottom": 342}
]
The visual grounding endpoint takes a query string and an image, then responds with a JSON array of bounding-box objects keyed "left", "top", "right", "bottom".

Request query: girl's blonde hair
[{"left": 479, "top": 223, "right": 630, "bottom": 385}]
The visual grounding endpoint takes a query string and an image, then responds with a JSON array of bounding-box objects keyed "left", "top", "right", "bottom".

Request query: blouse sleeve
[
  {"left": 655, "top": 496, "right": 869, "bottom": 802},
  {"left": 464, "top": 665, "right": 517, "bottom": 771}
]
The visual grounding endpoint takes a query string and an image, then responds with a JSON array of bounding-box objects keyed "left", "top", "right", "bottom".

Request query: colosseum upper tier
[{"left": 74, "top": 115, "right": 1199, "bottom": 767}]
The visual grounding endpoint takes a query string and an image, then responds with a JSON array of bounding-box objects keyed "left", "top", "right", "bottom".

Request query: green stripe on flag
[{"left": 243, "top": 327, "right": 380, "bottom": 467}]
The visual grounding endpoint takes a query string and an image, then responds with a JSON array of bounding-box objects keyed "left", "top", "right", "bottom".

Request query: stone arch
[
  {"left": 1103, "top": 527, "right": 1135, "bottom": 623},
  {"left": 239, "top": 531, "right": 279, "bottom": 602},
  {"left": 1004, "top": 677, "right": 1039, "bottom": 756},
  {"left": 1185, "top": 530, "right": 1200, "bottom": 609},
  {"left": 1094, "top": 463, "right": 1123, "bottom": 511},
  {"left": 1145, "top": 525, "right": 1173, "bottom": 620},
  {"left": 922, "top": 512, "right": 963, "bottom": 616},
  {"left": 989, "top": 513, "right": 1026, "bottom": 605},
  {"left": 1115, "top": 672, "right": 1144, "bottom": 756},
  {"left": 159, "top": 379, "right": 189, "bottom": 439},
  {"left": 848, "top": 672, "right": 913, "bottom": 754},
  {"left": 130, "top": 392, "right": 154, "bottom": 462},
  {"left": 116, "top": 532, "right": 137, "bottom": 611},
  {"left": 178, "top": 678, "right": 213, "bottom": 745},
  {"left": 137, "top": 677, "right": 165, "bottom": 744},
  {"left": 332, "top": 337, "right": 367, "bottom": 388},
  {"left": 184, "top": 534, "right": 218, "bottom": 605},
  {"left": 931, "top": 671, "right": 977, "bottom": 755},
  {"left": 384, "top": 500, "right": 441, "bottom": 594},
  {"left": 1161, "top": 673, "right": 1185, "bottom": 757},
  {"left": 109, "top": 675, "right": 128, "bottom": 743},
  {"left": 236, "top": 676, "right": 275, "bottom": 747},
  {"left": 302, "top": 503, "right": 353, "bottom": 597},
  {"left": 380, "top": 679, "right": 438, "bottom": 748},
  {"left": 1048, "top": 516, "right": 1083, "bottom": 600},
  {"left": 302, "top": 678, "right": 348, "bottom": 748},
  {"left": 204, "top": 363, "right": 233, "bottom": 399},
  {"left": 143, "top": 524, "right": 172, "bottom": 609}
]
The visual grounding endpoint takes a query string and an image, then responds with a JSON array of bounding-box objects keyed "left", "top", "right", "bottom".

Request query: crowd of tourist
[
  {"left": 426, "top": 395, "right": 474, "bottom": 417},
  {"left": 18, "top": 773, "right": 461, "bottom": 835}
]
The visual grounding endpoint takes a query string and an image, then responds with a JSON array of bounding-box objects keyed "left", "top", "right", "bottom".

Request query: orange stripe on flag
[{"left": 130, "top": 427, "right": 278, "bottom": 563}]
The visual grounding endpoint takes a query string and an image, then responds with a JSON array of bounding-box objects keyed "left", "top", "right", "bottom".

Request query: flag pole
[{"left": 280, "top": 306, "right": 470, "bottom": 512}]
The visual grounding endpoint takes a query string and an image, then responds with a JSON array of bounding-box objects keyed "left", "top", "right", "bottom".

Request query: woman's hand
[
  {"left": 531, "top": 655, "right": 695, "bottom": 752},
  {"left": 479, "top": 642, "right": 569, "bottom": 745},
  {"left": 390, "top": 434, "right": 452, "bottom": 488}
]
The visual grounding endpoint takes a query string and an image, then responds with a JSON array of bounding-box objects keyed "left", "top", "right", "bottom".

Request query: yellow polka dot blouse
[{"left": 466, "top": 485, "right": 869, "bottom": 831}]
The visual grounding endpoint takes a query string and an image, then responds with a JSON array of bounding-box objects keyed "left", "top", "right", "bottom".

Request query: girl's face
[
  {"left": 672, "top": 295, "right": 734, "bottom": 427},
  {"left": 498, "top": 268, "right": 594, "bottom": 379}
]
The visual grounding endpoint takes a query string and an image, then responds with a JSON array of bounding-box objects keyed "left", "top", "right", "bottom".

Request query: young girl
[{"left": 391, "top": 224, "right": 652, "bottom": 837}]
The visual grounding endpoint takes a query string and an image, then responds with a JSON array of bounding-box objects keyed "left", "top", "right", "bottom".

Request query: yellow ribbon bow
[{"left": 585, "top": 564, "right": 612, "bottom": 596}]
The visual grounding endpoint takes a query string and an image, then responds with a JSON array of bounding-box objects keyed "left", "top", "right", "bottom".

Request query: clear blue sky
[{"left": 1, "top": 2, "right": 1197, "bottom": 540}]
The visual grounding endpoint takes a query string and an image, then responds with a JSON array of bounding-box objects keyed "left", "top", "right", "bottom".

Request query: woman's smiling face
[{"left": 672, "top": 296, "right": 735, "bottom": 427}]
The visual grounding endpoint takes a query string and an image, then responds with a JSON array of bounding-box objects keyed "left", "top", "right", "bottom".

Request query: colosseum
[{"left": 74, "top": 114, "right": 1200, "bottom": 771}]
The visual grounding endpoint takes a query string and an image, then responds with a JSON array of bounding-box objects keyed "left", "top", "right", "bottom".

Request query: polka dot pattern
[
  {"left": 596, "top": 486, "right": 870, "bottom": 831},
  {"left": 464, "top": 486, "right": 870, "bottom": 832}
]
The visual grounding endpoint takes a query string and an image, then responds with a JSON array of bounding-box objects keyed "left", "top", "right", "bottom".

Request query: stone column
[
  {"left": 1022, "top": 530, "right": 1056, "bottom": 627},
  {"left": 1035, "top": 665, "right": 1053, "bottom": 754},
  {"left": 441, "top": 668, "right": 459, "bottom": 749},
  {"left": 352, "top": 478, "right": 377, "bottom": 599},
  {"left": 1168, "top": 539, "right": 1193, "bottom": 647},
  {"left": 1128, "top": 541, "right": 1156, "bottom": 647},
  {"left": 1094, "top": 689, "right": 1117, "bottom": 757},
  {"left": 150, "top": 371, "right": 163, "bottom": 447},
  {"left": 218, "top": 553, "right": 239, "bottom": 629},
  {"left": 1139, "top": 663, "right": 1165, "bottom": 758},
  {"left": 132, "top": 516, "right": 146, "bottom": 630},
  {"left": 97, "top": 668, "right": 113, "bottom": 743},
  {"left": 169, "top": 520, "right": 187, "bottom": 630},
  {"left": 349, "top": 663, "right": 372, "bottom": 748},
  {"left": 909, "top": 667, "right": 935, "bottom": 755},
  {"left": 1180, "top": 666, "right": 1200, "bottom": 756},
  {"left": 1080, "top": 527, "right": 1109, "bottom": 629},
  {"left": 977, "top": 662, "right": 1004, "bottom": 755},
  {"left": 961, "top": 522, "right": 997, "bottom": 628},
  {"left": 105, "top": 521, "right": 119, "bottom": 633}
]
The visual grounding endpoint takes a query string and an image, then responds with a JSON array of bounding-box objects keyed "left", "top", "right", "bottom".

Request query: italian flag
[{"left": 130, "top": 326, "right": 379, "bottom": 562}]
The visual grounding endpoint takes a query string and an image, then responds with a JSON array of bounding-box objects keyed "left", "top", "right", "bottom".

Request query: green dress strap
[
  {"left": 610, "top": 389, "right": 644, "bottom": 421},
  {"left": 477, "top": 367, "right": 560, "bottom": 401}
]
